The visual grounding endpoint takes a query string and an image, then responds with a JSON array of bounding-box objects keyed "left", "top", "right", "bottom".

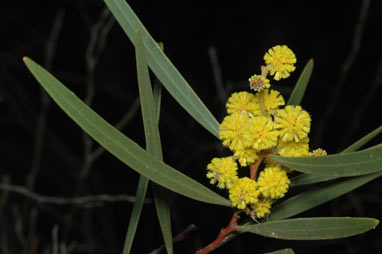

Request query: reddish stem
[
  {"left": 250, "top": 155, "right": 264, "bottom": 180},
  {"left": 196, "top": 213, "right": 241, "bottom": 254}
]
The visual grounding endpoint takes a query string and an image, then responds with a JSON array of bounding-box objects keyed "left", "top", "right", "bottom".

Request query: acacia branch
[{"left": 0, "top": 183, "right": 151, "bottom": 206}]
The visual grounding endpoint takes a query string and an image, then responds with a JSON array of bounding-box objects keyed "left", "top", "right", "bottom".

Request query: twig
[
  {"left": 0, "top": 175, "right": 10, "bottom": 254},
  {"left": 148, "top": 224, "right": 198, "bottom": 254},
  {"left": 0, "top": 224, "right": 9, "bottom": 254},
  {"left": 28, "top": 208, "right": 38, "bottom": 254},
  {"left": 0, "top": 183, "right": 151, "bottom": 206},
  {"left": 12, "top": 204, "right": 25, "bottom": 246},
  {"left": 81, "top": 7, "right": 115, "bottom": 177},
  {"left": 0, "top": 175, "right": 10, "bottom": 218},
  {"left": 52, "top": 224, "right": 59, "bottom": 254},
  {"left": 27, "top": 9, "right": 65, "bottom": 192},
  {"left": 196, "top": 212, "right": 241, "bottom": 254},
  {"left": 63, "top": 7, "right": 114, "bottom": 241},
  {"left": 313, "top": 0, "right": 370, "bottom": 147}
]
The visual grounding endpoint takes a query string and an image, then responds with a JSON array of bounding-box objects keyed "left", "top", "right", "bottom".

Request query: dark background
[{"left": 1, "top": 0, "right": 381, "bottom": 253}]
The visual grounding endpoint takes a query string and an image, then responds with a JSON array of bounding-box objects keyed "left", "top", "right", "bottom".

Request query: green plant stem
[
  {"left": 195, "top": 212, "right": 241, "bottom": 254},
  {"left": 259, "top": 92, "right": 267, "bottom": 116}
]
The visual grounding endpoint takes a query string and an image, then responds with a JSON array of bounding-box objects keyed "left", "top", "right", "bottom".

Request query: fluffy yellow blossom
[
  {"left": 312, "top": 148, "right": 327, "bottom": 156},
  {"left": 256, "top": 89, "right": 285, "bottom": 115},
  {"left": 219, "top": 113, "right": 251, "bottom": 151},
  {"left": 249, "top": 74, "right": 271, "bottom": 92},
  {"left": 275, "top": 105, "right": 311, "bottom": 142},
  {"left": 247, "top": 116, "right": 279, "bottom": 150},
  {"left": 264, "top": 45, "right": 296, "bottom": 81},
  {"left": 229, "top": 177, "right": 260, "bottom": 209},
  {"left": 233, "top": 146, "right": 259, "bottom": 167},
  {"left": 258, "top": 166, "right": 290, "bottom": 199},
  {"left": 251, "top": 198, "right": 272, "bottom": 218},
  {"left": 226, "top": 91, "right": 260, "bottom": 116},
  {"left": 206, "top": 157, "right": 238, "bottom": 189},
  {"left": 277, "top": 137, "right": 310, "bottom": 157}
]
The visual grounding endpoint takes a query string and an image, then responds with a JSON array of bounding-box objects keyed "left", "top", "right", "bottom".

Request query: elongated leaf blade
[
  {"left": 291, "top": 126, "right": 382, "bottom": 186},
  {"left": 287, "top": 59, "right": 313, "bottom": 106},
  {"left": 123, "top": 30, "right": 173, "bottom": 254},
  {"left": 242, "top": 217, "right": 379, "bottom": 240},
  {"left": 103, "top": 0, "right": 219, "bottom": 137},
  {"left": 268, "top": 172, "right": 381, "bottom": 221},
  {"left": 135, "top": 29, "right": 162, "bottom": 159},
  {"left": 135, "top": 29, "right": 173, "bottom": 253},
  {"left": 290, "top": 174, "right": 338, "bottom": 187},
  {"left": 123, "top": 176, "right": 149, "bottom": 254},
  {"left": 270, "top": 145, "right": 382, "bottom": 177},
  {"left": 23, "top": 57, "right": 231, "bottom": 207},
  {"left": 342, "top": 125, "right": 382, "bottom": 153},
  {"left": 153, "top": 76, "right": 162, "bottom": 124},
  {"left": 263, "top": 248, "right": 295, "bottom": 254},
  {"left": 152, "top": 184, "right": 172, "bottom": 252}
]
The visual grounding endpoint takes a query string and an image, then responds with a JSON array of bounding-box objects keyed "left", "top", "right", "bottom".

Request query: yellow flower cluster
[
  {"left": 228, "top": 177, "right": 259, "bottom": 209},
  {"left": 206, "top": 157, "right": 238, "bottom": 189},
  {"left": 257, "top": 167, "right": 290, "bottom": 199},
  {"left": 264, "top": 45, "right": 297, "bottom": 81},
  {"left": 207, "top": 45, "right": 326, "bottom": 219}
]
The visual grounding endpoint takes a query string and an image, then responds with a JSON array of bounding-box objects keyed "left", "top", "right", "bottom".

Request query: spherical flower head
[
  {"left": 219, "top": 113, "right": 251, "bottom": 151},
  {"left": 275, "top": 105, "right": 311, "bottom": 142},
  {"left": 256, "top": 89, "right": 285, "bottom": 116},
  {"left": 229, "top": 177, "right": 260, "bottom": 209},
  {"left": 258, "top": 166, "right": 290, "bottom": 199},
  {"left": 226, "top": 91, "right": 260, "bottom": 116},
  {"left": 251, "top": 198, "right": 272, "bottom": 218},
  {"left": 249, "top": 74, "right": 271, "bottom": 92},
  {"left": 247, "top": 116, "right": 279, "bottom": 150},
  {"left": 277, "top": 137, "right": 310, "bottom": 157},
  {"left": 312, "top": 148, "right": 327, "bottom": 156},
  {"left": 233, "top": 146, "right": 259, "bottom": 167},
  {"left": 264, "top": 45, "right": 296, "bottom": 81},
  {"left": 206, "top": 157, "right": 238, "bottom": 189}
]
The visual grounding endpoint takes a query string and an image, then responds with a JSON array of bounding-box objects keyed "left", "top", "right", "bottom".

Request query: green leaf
[
  {"left": 152, "top": 184, "right": 172, "bottom": 253},
  {"left": 287, "top": 59, "right": 313, "bottom": 106},
  {"left": 123, "top": 176, "right": 149, "bottom": 254},
  {"left": 153, "top": 76, "right": 162, "bottom": 124},
  {"left": 290, "top": 174, "right": 338, "bottom": 187},
  {"left": 290, "top": 126, "right": 382, "bottom": 186},
  {"left": 103, "top": 0, "right": 219, "bottom": 137},
  {"left": 263, "top": 248, "right": 295, "bottom": 254},
  {"left": 152, "top": 41, "right": 164, "bottom": 124},
  {"left": 123, "top": 29, "right": 173, "bottom": 254},
  {"left": 23, "top": 57, "right": 231, "bottom": 207},
  {"left": 135, "top": 29, "right": 162, "bottom": 159},
  {"left": 135, "top": 29, "right": 173, "bottom": 253},
  {"left": 268, "top": 172, "right": 381, "bottom": 221},
  {"left": 242, "top": 217, "right": 379, "bottom": 240},
  {"left": 270, "top": 145, "right": 382, "bottom": 177},
  {"left": 342, "top": 125, "right": 382, "bottom": 153}
]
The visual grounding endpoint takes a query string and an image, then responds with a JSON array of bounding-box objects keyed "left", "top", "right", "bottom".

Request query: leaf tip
[
  {"left": 372, "top": 218, "right": 380, "bottom": 226},
  {"left": 22, "top": 56, "right": 29, "bottom": 63}
]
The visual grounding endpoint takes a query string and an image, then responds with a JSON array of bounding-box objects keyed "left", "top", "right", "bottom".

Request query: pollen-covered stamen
[{"left": 249, "top": 74, "right": 270, "bottom": 92}]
